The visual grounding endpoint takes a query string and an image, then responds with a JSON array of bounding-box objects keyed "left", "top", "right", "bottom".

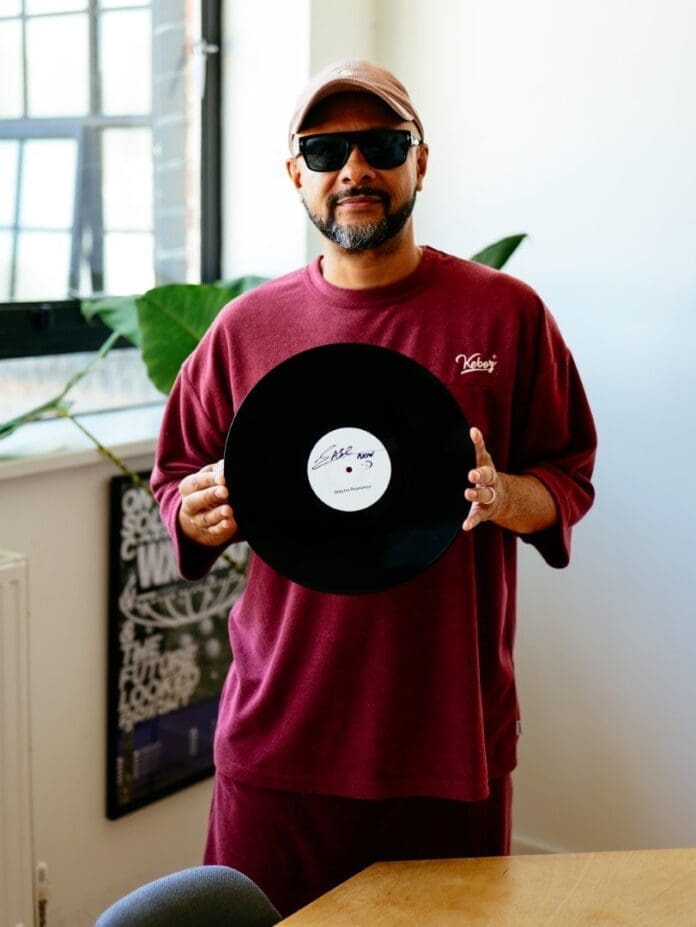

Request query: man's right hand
[{"left": 178, "top": 460, "right": 238, "bottom": 547}]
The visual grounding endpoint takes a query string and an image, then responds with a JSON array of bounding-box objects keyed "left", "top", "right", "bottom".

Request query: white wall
[
  {"left": 222, "top": 0, "right": 377, "bottom": 275},
  {"left": 221, "top": 0, "right": 310, "bottom": 279},
  {"left": 0, "top": 451, "right": 213, "bottom": 927},
  {"left": 377, "top": 0, "right": 696, "bottom": 851}
]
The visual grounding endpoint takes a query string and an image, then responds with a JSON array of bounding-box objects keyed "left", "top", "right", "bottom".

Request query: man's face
[{"left": 287, "top": 93, "right": 429, "bottom": 252}]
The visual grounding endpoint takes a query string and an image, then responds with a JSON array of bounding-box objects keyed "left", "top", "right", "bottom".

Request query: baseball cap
[{"left": 288, "top": 59, "right": 424, "bottom": 149}]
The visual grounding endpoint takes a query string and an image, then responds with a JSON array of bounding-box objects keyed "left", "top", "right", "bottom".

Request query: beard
[{"left": 302, "top": 186, "right": 418, "bottom": 251}]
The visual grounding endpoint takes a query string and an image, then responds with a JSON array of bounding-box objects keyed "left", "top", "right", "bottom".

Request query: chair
[{"left": 94, "top": 865, "right": 282, "bottom": 926}]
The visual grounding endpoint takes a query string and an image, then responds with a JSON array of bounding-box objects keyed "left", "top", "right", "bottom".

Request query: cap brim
[{"left": 289, "top": 78, "right": 420, "bottom": 146}]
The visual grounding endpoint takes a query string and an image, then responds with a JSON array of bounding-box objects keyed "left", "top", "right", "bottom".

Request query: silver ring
[{"left": 479, "top": 485, "right": 497, "bottom": 506}]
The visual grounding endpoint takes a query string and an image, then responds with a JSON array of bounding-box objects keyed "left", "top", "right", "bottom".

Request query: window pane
[
  {"left": 0, "top": 230, "right": 12, "bottom": 300},
  {"left": 100, "top": 0, "right": 147, "bottom": 7},
  {"left": 0, "top": 141, "right": 19, "bottom": 225},
  {"left": 103, "top": 128, "right": 153, "bottom": 231},
  {"left": 15, "top": 231, "right": 71, "bottom": 298},
  {"left": 0, "top": 348, "right": 162, "bottom": 421},
  {"left": 100, "top": 9, "right": 152, "bottom": 115},
  {"left": 104, "top": 232, "right": 154, "bottom": 295},
  {"left": 20, "top": 138, "right": 77, "bottom": 229},
  {"left": 0, "top": 20, "right": 23, "bottom": 118},
  {"left": 0, "top": 1, "right": 23, "bottom": 17},
  {"left": 1, "top": 0, "right": 200, "bottom": 309},
  {"left": 26, "top": 14, "right": 89, "bottom": 117},
  {"left": 26, "top": 0, "right": 87, "bottom": 13}
]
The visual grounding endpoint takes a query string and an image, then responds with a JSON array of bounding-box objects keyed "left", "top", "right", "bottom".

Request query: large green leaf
[
  {"left": 136, "top": 277, "right": 267, "bottom": 394},
  {"left": 136, "top": 285, "right": 230, "bottom": 394},
  {"left": 470, "top": 233, "right": 527, "bottom": 270},
  {"left": 215, "top": 274, "right": 269, "bottom": 296},
  {"left": 81, "top": 295, "right": 141, "bottom": 347}
]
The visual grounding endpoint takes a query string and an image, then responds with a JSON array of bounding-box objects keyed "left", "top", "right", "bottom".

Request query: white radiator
[{"left": 0, "top": 551, "right": 35, "bottom": 927}]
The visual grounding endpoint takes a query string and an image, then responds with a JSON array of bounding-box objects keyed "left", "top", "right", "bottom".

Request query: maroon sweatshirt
[{"left": 151, "top": 246, "right": 596, "bottom": 801}]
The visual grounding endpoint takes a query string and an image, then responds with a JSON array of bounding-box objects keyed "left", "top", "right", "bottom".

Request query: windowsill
[{"left": 0, "top": 403, "right": 165, "bottom": 482}]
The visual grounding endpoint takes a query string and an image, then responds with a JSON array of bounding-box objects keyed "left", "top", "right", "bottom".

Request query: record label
[{"left": 306, "top": 426, "right": 392, "bottom": 513}]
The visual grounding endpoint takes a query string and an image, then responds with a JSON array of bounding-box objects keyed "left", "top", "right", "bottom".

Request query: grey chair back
[{"left": 94, "top": 865, "right": 282, "bottom": 927}]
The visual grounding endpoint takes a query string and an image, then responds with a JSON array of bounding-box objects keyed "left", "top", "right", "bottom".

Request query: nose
[{"left": 340, "top": 143, "right": 376, "bottom": 183}]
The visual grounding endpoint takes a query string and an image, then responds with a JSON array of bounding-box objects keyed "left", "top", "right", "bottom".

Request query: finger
[
  {"left": 468, "top": 465, "right": 496, "bottom": 486},
  {"left": 180, "top": 466, "right": 226, "bottom": 498},
  {"left": 462, "top": 506, "right": 482, "bottom": 532},
  {"left": 181, "top": 483, "right": 228, "bottom": 517},
  {"left": 179, "top": 471, "right": 218, "bottom": 497},
  {"left": 198, "top": 503, "right": 233, "bottom": 530},
  {"left": 207, "top": 518, "right": 234, "bottom": 537},
  {"left": 470, "top": 426, "right": 486, "bottom": 457},
  {"left": 464, "top": 486, "right": 497, "bottom": 505},
  {"left": 470, "top": 426, "right": 493, "bottom": 470}
]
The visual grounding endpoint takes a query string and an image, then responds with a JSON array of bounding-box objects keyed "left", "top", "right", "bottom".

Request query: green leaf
[
  {"left": 137, "top": 277, "right": 268, "bottom": 395},
  {"left": 0, "top": 414, "right": 33, "bottom": 441},
  {"left": 0, "top": 398, "right": 72, "bottom": 441},
  {"left": 135, "top": 285, "right": 222, "bottom": 394},
  {"left": 215, "top": 275, "right": 269, "bottom": 296},
  {"left": 470, "top": 234, "right": 527, "bottom": 270},
  {"left": 81, "top": 295, "right": 141, "bottom": 347}
]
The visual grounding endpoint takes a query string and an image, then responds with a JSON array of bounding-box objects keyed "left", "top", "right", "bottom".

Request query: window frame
[{"left": 0, "top": 0, "right": 222, "bottom": 360}]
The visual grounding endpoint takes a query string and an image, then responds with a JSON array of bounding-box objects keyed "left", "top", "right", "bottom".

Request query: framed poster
[{"left": 107, "top": 472, "right": 246, "bottom": 819}]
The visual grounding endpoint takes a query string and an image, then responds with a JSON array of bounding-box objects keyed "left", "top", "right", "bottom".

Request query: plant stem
[
  {"left": 0, "top": 330, "right": 122, "bottom": 440},
  {"left": 60, "top": 409, "right": 247, "bottom": 576},
  {"left": 59, "top": 408, "right": 152, "bottom": 492}
]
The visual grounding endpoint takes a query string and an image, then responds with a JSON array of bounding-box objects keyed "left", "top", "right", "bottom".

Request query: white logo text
[{"left": 456, "top": 353, "right": 498, "bottom": 375}]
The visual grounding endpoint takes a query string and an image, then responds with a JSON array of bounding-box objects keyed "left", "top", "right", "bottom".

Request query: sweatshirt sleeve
[
  {"left": 510, "top": 305, "right": 597, "bottom": 568},
  {"left": 150, "top": 328, "right": 236, "bottom": 581}
]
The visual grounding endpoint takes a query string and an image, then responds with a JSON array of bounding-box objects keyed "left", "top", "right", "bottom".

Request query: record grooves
[{"left": 224, "top": 343, "right": 473, "bottom": 595}]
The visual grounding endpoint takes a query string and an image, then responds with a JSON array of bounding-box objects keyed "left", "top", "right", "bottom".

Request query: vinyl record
[{"left": 224, "top": 343, "right": 474, "bottom": 595}]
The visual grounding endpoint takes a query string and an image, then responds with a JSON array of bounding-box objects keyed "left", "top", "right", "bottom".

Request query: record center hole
[{"left": 346, "top": 467, "right": 352, "bottom": 473}]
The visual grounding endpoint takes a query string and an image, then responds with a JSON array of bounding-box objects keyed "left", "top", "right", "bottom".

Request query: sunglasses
[{"left": 296, "top": 129, "right": 422, "bottom": 172}]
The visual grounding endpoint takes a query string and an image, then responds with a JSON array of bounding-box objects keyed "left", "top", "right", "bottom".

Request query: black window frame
[{"left": 0, "top": 0, "right": 222, "bottom": 360}]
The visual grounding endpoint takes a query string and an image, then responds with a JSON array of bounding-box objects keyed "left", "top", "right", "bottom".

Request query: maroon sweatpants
[{"left": 203, "top": 772, "right": 512, "bottom": 917}]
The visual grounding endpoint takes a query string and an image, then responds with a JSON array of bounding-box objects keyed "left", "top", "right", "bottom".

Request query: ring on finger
[{"left": 478, "top": 485, "right": 497, "bottom": 506}]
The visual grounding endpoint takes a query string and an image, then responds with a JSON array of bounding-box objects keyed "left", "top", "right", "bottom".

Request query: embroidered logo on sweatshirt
[{"left": 455, "top": 352, "right": 498, "bottom": 375}]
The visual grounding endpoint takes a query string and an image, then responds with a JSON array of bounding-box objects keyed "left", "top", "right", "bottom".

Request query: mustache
[{"left": 329, "top": 187, "right": 391, "bottom": 209}]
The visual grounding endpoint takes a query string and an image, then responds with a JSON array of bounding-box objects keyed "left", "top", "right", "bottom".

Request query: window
[{"left": 0, "top": 0, "right": 220, "bottom": 419}]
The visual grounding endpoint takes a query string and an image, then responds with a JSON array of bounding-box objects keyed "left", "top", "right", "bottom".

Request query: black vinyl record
[{"left": 224, "top": 343, "right": 474, "bottom": 595}]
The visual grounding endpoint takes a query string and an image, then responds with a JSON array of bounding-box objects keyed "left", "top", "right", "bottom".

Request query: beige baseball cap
[{"left": 288, "top": 59, "right": 424, "bottom": 149}]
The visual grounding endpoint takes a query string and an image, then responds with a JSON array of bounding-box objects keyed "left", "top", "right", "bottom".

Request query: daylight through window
[{"left": 0, "top": 0, "right": 204, "bottom": 302}]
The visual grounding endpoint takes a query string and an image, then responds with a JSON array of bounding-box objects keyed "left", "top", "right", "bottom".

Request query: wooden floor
[{"left": 280, "top": 848, "right": 696, "bottom": 925}]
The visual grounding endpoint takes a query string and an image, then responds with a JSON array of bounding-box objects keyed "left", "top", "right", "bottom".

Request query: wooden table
[{"left": 280, "top": 849, "right": 696, "bottom": 925}]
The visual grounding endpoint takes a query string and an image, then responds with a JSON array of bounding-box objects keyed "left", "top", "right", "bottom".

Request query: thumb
[{"left": 470, "top": 427, "right": 490, "bottom": 468}]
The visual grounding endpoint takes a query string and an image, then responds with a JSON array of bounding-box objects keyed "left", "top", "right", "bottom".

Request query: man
[{"left": 151, "top": 60, "right": 596, "bottom": 916}]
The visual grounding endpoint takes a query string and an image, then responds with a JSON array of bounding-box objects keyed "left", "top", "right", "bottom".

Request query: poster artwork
[{"left": 107, "top": 473, "right": 246, "bottom": 818}]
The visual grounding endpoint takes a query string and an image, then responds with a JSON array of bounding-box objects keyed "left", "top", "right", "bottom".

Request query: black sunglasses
[{"left": 296, "top": 129, "right": 421, "bottom": 172}]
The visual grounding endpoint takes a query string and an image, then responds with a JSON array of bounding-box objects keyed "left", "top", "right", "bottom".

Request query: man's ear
[
  {"left": 415, "top": 143, "right": 429, "bottom": 192},
  {"left": 286, "top": 157, "right": 302, "bottom": 191}
]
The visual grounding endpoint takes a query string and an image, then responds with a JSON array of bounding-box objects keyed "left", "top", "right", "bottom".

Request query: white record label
[{"left": 307, "top": 426, "right": 392, "bottom": 512}]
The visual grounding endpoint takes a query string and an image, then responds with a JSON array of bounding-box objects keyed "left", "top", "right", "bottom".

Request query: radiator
[{"left": 0, "top": 551, "right": 35, "bottom": 927}]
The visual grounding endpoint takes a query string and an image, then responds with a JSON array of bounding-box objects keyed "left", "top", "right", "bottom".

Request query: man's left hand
[
  {"left": 462, "top": 426, "right": 559, "bottom": 534},
  {"left": 463, "top": 427, "right": 504, "bottom": 532}
]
